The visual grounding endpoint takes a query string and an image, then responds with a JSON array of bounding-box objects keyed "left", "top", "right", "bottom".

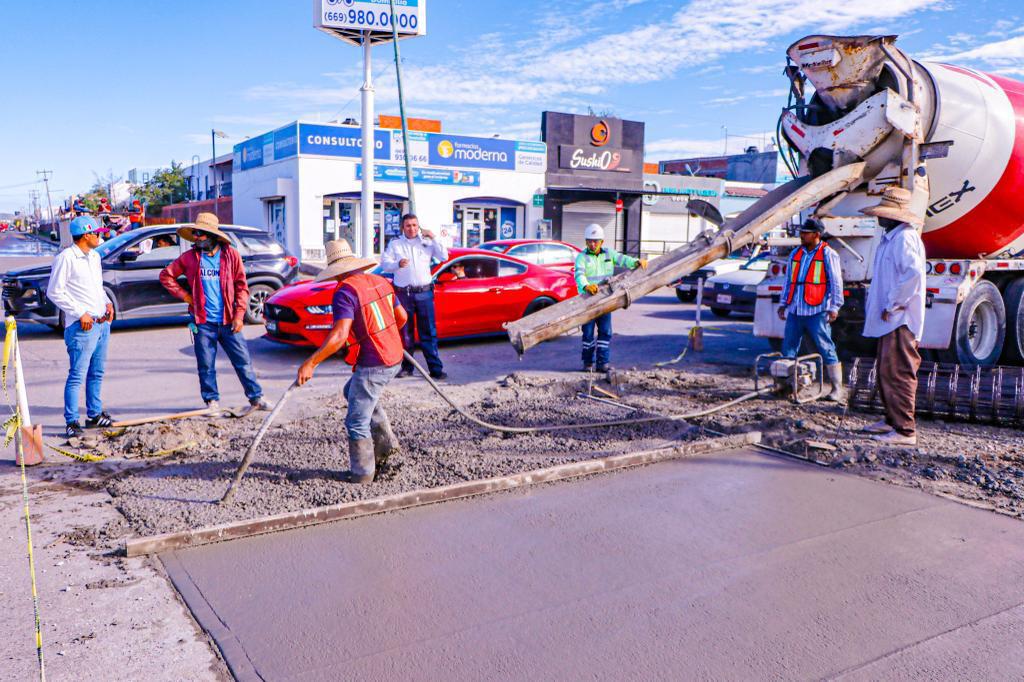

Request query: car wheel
[
  {"left": 709, "top": 306, "right": 731, "bottom": 318},
  {"left": 675, "top": 289, "right": 696, "bottom": 303},
  {"left": 523, "top": 296, "right": 557, "bottom": 316},
  {"left": 245, "top": 284, "right": 276, "bottom": 325}
]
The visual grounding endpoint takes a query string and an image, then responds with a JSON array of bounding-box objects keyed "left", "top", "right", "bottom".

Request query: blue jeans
[
  {"left": 194, "top": 323, "right": 263, "bottom": 402},
  {"left": 582, "top": 313, "right": 613, "bottom": 367},
  {"left": 397, "top": 289, "right": 443, "bottom": 375},
  {"left": 63, "top": 321, "right": 110, "bottom": 424},
  {"left": 782, "top": 311, "right": 840, "bottom": 366},
  {"left": 343, "top": 364, "right": 401, "bottom": 440}
]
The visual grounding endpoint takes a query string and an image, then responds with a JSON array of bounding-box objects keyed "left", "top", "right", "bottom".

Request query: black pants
[{"left": 397, "top": 289, "right": 443, "bottom": 375}]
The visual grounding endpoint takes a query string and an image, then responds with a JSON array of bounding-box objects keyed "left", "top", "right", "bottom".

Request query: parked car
[
  {"left": 705, "top": 255, "right": 770, "bottom": 318},
  {"left": 262, "top": 248, "right": 577, "bottom": 347},
  {"left": 1, "top": 225, "right": 298, "bottom": 328},
  {"left": 475, "top": 239, "right": 581, "bottom": 273},
  {"left": 674, "top": 245, "right": 763, "bottom": 302}
]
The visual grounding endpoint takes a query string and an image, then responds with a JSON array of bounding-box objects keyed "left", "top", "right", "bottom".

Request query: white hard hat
[{"left": 584, "top": 223, "right": 605, "bottom": 241}]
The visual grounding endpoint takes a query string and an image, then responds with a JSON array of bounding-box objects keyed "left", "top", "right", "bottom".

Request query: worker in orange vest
[
  {"left": 297, "top": 239, "right": 409, "bottom": 483},
  {"left": 128, "top": 200, "right": 144, "bottom": 230},
  {"left": 777, "top": 218, "right": 846, "bottom": 402}
]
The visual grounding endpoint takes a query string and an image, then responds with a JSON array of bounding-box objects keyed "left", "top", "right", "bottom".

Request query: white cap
[{"left": 584, "top": 223, "right": 605, "bottom": 241}]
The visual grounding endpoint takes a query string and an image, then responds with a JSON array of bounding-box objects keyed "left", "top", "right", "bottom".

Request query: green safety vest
[{"left": 574, "top": 247, "right": 638, "bottom": 295}]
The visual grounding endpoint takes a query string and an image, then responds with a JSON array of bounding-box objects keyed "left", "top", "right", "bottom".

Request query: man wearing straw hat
[
  {"left": 159, "top": 212, "right": 268, "bottom": 411},
  {"left": 297, "top": 239, "right": 408, "bottom": 483},
  {"left": 860, "top": 186, "right": 927, "bottom": 446}
]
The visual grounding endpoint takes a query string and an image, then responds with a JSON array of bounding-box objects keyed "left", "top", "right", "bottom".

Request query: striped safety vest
[
  {"left": 786, "top": 242, "right": 830, "bottom": 307},
  {"left": 338, "top": 273, "right": 404, "bottom": 367}
]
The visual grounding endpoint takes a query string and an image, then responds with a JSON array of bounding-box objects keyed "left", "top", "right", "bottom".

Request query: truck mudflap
[{"left": 754, "top": 275, "right": 786, "bottom": 339}]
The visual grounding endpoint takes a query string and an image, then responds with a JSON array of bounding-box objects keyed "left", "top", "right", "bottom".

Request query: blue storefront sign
[
  {"left": 427, "top": 134, "right": 516, "bottom": 171},
  {"left": 299, "top": 123, "right": 390, "bottom": 159},
  {"left": 356, "top": 164, "right": 480, "bottom": 187},
  {"left": 237, "top": 135, "right": 269, "bottom": 171},
  {"left": 273, "top": 124, "right": 298, "bottom": 160}
]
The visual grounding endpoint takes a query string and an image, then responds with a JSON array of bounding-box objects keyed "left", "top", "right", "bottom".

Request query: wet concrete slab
[{"left": 161, "top": 448, "right": 1024, "bottom": 681}]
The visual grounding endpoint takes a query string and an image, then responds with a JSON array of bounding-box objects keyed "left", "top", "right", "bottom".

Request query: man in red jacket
[{"left": 159, "top": 212, "right": 267, "bottom": 411}]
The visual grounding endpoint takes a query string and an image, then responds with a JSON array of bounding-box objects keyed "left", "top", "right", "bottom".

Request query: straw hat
[
  {"left": 178, "top": 212, "right": 232, "bottom": 243},
  {"left": 861, "top": 186, "right": 922, "bottom": 225},
  {"left": 314, "top": 239, "right": 378, "bottom": 282}
]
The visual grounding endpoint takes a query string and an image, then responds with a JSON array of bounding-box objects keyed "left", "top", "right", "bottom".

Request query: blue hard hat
[{"left": 69, "top": 216, "right": 108, "bottom": 237}]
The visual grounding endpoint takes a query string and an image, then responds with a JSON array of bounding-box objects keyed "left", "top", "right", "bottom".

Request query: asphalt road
[{"left": 164, "top": 447, "right": 1024, "bottom": 681}]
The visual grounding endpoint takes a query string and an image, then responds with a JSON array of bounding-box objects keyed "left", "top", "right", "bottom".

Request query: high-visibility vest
[
  {"left": 338, "top": 273, "right": 404, "bottom": 367},
  {"left": 786, "top": 242, "right": 830, "bottom": 307}
]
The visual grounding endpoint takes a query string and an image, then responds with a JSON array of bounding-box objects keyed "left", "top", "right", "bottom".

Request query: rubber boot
[
  {"left": 826, "top": 363, "right": 846, "bottom": 403},
  {"left": 370, "top": 407, "right": 400, "bottom": 470},
  {"left": 346, "top": 438, "right": 375, "bottom": 484}
]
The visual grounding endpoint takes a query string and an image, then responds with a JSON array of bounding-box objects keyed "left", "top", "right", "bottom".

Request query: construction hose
[{"left": 403, "top": 351, "right": 773, "bottom": 434}]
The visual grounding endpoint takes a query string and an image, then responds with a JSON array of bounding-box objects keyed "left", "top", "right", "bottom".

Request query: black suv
[{"left": 2, "top": 225, "right": 298, "bottom": 328}]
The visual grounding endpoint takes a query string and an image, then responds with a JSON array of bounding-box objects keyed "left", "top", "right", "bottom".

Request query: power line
[{"left": 0, "top": 179, "right": 42, "bottom": 191}]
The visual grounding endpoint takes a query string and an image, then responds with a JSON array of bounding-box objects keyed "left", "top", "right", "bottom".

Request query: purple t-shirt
[{"left": 332, "top": 283, "right": 402, "bottom": 367}]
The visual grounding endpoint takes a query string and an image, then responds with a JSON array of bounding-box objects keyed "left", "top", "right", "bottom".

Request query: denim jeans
[
  {"left": 397, "top": 289, "right": 443, "bottom": 375},
  {"left": 782, "top": 311, "right": 840, "bottom": 366},
  {"left": 193, "top": 323, "right": 263, "bottom": 402},
  {"left": 581, "top": 313, "right": 613, "bottom": 366},
  {"left": 343, "top": 364, "right": 401, "bottom": 440},
  {"left": 63, "top": 321, "right": 110, "bottom": 424}
]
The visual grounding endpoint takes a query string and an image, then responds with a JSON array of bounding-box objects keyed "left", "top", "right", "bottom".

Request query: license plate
[
  {"left": 265, "top": 320, "right": 278, "bottom": 334},
  {"left": 677, "top": 284, "right": 692, "bottom": 291},
  {"left": 716, "top": 294, "right": 732, "bottom": 304}
]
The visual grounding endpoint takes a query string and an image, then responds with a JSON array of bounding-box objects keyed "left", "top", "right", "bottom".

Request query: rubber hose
[{"left": 402, "top": 351, "right": 773, "bottom": 434}]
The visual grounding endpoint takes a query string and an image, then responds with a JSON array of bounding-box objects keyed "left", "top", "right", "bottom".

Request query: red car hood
[{"left": 270, "top": 279, "right": 336, "bottom": 307}]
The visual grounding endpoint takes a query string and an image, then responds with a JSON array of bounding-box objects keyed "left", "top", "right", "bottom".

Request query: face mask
[
  {"left": 194, "top": 238, "right": 215, "bottom": 253},
  {"left": 878, "top": 217, "right": 901, "bottom": 231}
]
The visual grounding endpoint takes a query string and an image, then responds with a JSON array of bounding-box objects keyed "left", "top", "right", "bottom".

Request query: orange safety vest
[
  {"left": 338, "top": 273, "right": 404, "bottom": 367},
  {"left": 785, "top": 242, "right": 830, "bottom": 307}
]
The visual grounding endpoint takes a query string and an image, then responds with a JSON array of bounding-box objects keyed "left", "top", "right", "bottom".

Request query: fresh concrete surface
[{"left": 163, "top": 448, "right": 1024, "bottom": 681}]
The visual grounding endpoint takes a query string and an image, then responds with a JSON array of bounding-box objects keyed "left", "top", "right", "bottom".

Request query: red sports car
[
  {"left": 262, "top": 248, "right": 577, "bottom": 346},
  {"left": 475, "top": 239, "right": 581, "bottom": 273}
]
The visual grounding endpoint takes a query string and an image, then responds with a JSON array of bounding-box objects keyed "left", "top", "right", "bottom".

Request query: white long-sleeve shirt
[
  {"left": 863, "top": 224, "right": 926, "bottom": 341},
  {"left": 379, "top": 234, "right": 448, "bottom": 288},
  {"left": 47, "top": 244, "right": 111, "bottom": 321}
]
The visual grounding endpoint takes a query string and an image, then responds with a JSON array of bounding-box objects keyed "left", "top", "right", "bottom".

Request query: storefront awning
[{"left": 324, "top": 191, "right": 408, "bottom": 201}]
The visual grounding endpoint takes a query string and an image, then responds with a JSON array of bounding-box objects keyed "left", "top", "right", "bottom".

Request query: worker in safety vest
[
  {"left": 128, "top": 200, "right": 144, "bottom": 230},
  {"left": 298, "top": 239, "right": 409, "bottom": 484},
  {"left": 574, "top": 223, "right": 647, "bottom": 373},
  {"left": 776, "top": 218, "right": 846, "bottom": 402}
]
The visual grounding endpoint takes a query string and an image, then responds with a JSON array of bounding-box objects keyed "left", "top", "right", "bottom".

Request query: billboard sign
[
  {"left": 299, "top": 123, "right": 391, "bottom": 159},
  {"left": 356, "top": 164, "right": 480, "bottom": 186},
  {"left": 428, "top": 134, "right": 545, "bottom": 173},
  {"left": 313, "top": 0, "right": 426, "bottom": 43}
]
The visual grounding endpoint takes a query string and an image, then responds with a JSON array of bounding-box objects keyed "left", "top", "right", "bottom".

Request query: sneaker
[
  {"left": 396, "top": 367, "right": 414, "bottom": 378},
  {"left": 205, "top": 400, "right": 221, "bottom": 411},
  {"left": 249, "top": 397, "right": 270, "bottom": 411},
  {"left": 65, "top": 422, "right": 84, "bottom": 439},
  {"left": 872, "top": 430, "right": 917, "bottom": 446},
  {"left": 861, "top": 419, "right": 891, "bottom": 434},
  {"left": 85, "top": 412, "right": 113, "bottom": 428},
  {"left": 596, "top": 364, "right": 610, "bottom": 373},
  {"left": 429, "top": 371, "right": 448, "bottom": 381},
  {"left": 583, "top": 364, "right": 594, "bottom": 372}
]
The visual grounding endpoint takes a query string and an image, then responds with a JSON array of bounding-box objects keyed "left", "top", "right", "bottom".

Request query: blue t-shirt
[
  {"left": 200, "top": 252, "right": 224, "bottom": 323},
  {"left": 332, "top": 283, "right": 402, "bottom": 367}
]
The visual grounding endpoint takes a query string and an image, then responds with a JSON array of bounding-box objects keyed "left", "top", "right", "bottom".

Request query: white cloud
[
  {"left": 646, "top": 130, "right": 776, "bottom": 160},
  {"left": 929, "top": 35, "right": 1024, "bottom": 76}
]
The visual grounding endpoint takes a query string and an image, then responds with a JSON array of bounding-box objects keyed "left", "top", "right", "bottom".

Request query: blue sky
[{"left": 2, "top": 0, "right": 1022, "bottom": 213}]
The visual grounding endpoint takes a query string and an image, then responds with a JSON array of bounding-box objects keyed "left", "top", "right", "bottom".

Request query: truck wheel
[
  {"left": 709, "top": 307, "right": 731, "bottom": 318},
  {"left": 1000, "top": 277, "right": 1024, "bottom": 365},
  {"left": 940, "top": 280, "right": 1005, "bottom": 367}
]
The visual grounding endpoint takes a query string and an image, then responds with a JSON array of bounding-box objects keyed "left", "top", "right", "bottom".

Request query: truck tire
[
  {"left": 1000, "top": 277, "right": 1024, "bottom": 365},
  {"left": 939, "top": 280, "right": 1006, "bottom": 367},
  {"left": 709, "top": 306, "right": 731, "bottom": 318}
]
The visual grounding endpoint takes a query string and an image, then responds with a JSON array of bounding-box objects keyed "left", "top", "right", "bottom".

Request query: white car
[
  {"left": 674, "top": 256, "right": 747, "bottom": 302},
  {"left": 705, "top": 256, "right": 770, "bottom": 317}
]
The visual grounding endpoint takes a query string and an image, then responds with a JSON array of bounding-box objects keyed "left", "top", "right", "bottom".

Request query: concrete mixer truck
[{"left": 754, "top": 34, "right": 1024, "bottom": 368}]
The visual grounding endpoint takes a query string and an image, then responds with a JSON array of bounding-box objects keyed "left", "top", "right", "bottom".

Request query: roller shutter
[{"left": 561, "top": 201, "right": 620, "bottom": 250}]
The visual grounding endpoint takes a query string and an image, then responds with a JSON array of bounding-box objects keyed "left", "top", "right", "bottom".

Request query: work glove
[
  {"left": 584, "top": 284, "right": 599, "bottom": 296},
  {"left": 636, "top": 259, "right": 648, "bottom": 270}
]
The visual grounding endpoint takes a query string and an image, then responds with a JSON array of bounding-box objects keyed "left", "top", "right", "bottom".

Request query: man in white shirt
[
  {"left": 379, "top": 214, "right": 448, "bottom": 380},
  {"left": 47, "top": 216, "right": 116, "bottom": 437},
  {"left": 860, "top": 187, "right": 927, "bottom": 446}
]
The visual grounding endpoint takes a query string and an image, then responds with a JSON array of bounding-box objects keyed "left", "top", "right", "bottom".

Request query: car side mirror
[
  {"left": 436, "top": 271, "right": 457, "bottom": 284},
  {"left": 118, "top": 251, "right": 139, "bottom": 263}
]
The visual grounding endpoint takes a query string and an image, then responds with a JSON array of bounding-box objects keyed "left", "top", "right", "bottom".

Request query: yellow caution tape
[
  {"left": 3, "top": 412, "right": 19, "bottom": 448},
  {"left": 2, "top": 317, "right": 15, "bottom": 400},
  {"left": 45, "top": 442, "right": 105, "bottom": 463}
]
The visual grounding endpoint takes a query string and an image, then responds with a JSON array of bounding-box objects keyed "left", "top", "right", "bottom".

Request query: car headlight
[
  {"left": 742, "top": 285, "right": 757, "bottom": 293},
  {"left": 305, "top": 305, "right": 331, "bottom": 315}
]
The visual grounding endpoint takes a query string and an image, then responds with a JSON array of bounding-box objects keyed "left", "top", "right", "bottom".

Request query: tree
[{"left": 134, "top": 162, "right": 190, "bottom": 215}]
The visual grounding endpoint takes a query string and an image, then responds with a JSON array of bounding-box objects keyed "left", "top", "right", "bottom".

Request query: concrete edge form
[{"left": 124, "top": 431, "right": 761, "bottom": 556}]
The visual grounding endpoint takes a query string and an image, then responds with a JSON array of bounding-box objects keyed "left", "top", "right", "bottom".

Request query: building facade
[{"left": 230, "top": 121, "right": 547, "bottom": 262}]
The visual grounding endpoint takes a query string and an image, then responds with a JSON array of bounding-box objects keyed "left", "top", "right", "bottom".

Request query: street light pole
[
  {"left": 359, "top": 34, "right": 376, "bottom": 258},
  {"left": 211, "top": 129, "right": 218, "bottom": 200}
]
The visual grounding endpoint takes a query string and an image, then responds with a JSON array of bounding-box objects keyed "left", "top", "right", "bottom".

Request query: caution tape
[
  {"left": 44, "top": 441, "right": 105, "bottom": 463},
  {"left": 4, "top": 412, "right": 19, "bottom": 447},
  {"left": 2, "top": 317, "right": 14, "bottom": 402}
]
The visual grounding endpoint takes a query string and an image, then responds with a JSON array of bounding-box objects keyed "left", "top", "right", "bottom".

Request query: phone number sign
[{"left": 314, "top": 0, "right": 426, "bottom": 42}]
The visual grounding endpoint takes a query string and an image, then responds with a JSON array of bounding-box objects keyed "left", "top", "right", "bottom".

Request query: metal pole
[
  {"left": 37, "top": 171, "right": 55, "bottom": 235},
  {"left": 360, "top": 34, "right": 376, "bottom": 258},
  {"left": 211, "top": 130, "right": 218, "bottom": 200},
  {"left": 389, "top": 0, "right": 416, "bottom": 214}
]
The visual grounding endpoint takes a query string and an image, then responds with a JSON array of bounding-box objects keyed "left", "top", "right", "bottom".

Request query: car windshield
[
  {"left": 94, "top": 231, "right": 141, "bottom": 258},
  {"left": 740, "top": 256, "right": 769, "bottom": 271}
]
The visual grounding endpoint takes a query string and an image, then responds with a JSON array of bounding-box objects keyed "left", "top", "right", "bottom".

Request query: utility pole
[
  {"left": 211, "top": 130, "right": 228, "bottom": 200},
  {"left": 37, "top": 170, "right": 55, "bottom": 229}
]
